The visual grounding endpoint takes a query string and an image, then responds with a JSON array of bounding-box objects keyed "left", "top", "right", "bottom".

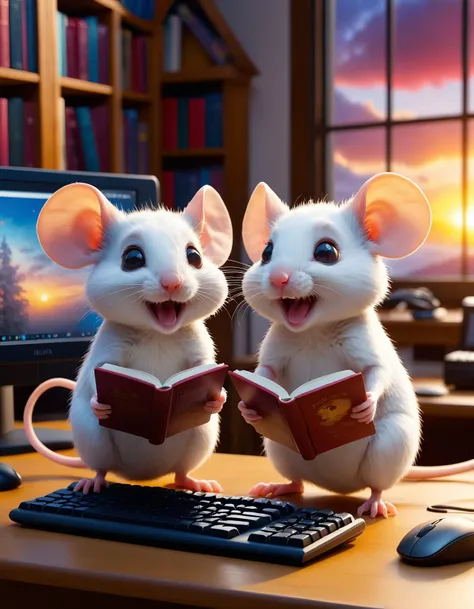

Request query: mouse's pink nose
[
  {"left": 160, "top": 274, "right": 184, "bottom": 293},
  {"left": 270, "top": 271, "right": 290, "bottom": 289}
]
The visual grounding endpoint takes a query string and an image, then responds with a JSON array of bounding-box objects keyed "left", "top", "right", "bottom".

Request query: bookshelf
[{"left": 1, "top": 0, "right": 257, "bottom": 451}]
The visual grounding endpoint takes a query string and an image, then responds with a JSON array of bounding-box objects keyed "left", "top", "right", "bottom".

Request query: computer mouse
[
  {"left": 413, "top": 384, "right": 449, "bottom": 397},
  {"left": 397, "top": 516, "right": 474, "bottom": 566},
  {"left": 0, "top": 462, "right": 21, "bottom": 491}
]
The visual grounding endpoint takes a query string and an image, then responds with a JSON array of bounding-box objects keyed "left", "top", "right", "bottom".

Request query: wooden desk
[
  {"left": 378, "top": 308, "right": 462, "bottom": 346},
  {"left": 2, "top": 426, "right": 474, "bottom": 608}
]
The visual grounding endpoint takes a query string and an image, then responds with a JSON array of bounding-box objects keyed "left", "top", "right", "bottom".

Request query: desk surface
[{"left": 2, "top": 422, "right": 474, "bottom": 609}]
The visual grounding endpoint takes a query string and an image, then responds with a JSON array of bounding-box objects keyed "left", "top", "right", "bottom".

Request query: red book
[
  {"left": 23, "top": 99, "right": 36, "bottom": 166},
  {"left": 0, "top": 0, "right": 9, "bottom": 68},
  {"left": 162, "top": 97, "right": 178, "bottom": 150},
  {"left": 229, "top": 369, "right": 374, "bottom": 460},
  {"left": 162, "top": 170, "right": 174, "bottom": 208},
  {"left": 65, "top": 106, "right": 84, "bottom": 170},
  {"left": 188, "top": 97, "right": 205, "bottom": 148},
  {"left": 0, "top": 98, "right": 8, "bottom": 165},
  {"left": 98, "top": 23, "right": 109, "bottom": 84},
  {"left": 21, "top": 0, "right": 27, "bottom": 70},
  {"left": 95, "top": 362, "right": 228, "bottom": 445},
  {"left": 66, "top": 18, "right": 79, "bottom": 78},
  {"left": 210, "top": 166, "right": 224, "bottom": 194},
  {"left": 77, "top": 18, "right": 89, "bottom": 81}
]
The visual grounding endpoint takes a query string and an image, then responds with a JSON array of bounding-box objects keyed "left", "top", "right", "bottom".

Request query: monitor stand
[{"left": 0, "top": 385, "right": 74, "bottom": 456}]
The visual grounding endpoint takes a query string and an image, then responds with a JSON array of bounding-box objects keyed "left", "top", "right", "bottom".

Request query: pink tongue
[
  {"left": 287, "top": 299, "right": 311, "bottom": 325},
  {"left": 156, "top": 301, "right": 177, "bottom": 326}
]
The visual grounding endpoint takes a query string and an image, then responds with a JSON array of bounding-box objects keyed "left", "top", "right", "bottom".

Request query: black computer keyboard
[{"left": 9, "top": 482, "right": 366, "bottom": 566}]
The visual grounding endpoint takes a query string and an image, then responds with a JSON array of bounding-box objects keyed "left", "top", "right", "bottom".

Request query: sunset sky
[{"left": 328, "top": 0, "right": 474, "bottom": 278}]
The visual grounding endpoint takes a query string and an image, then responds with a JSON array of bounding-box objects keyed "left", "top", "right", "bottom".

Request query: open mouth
[
  {"left": 280, "top": 296, "right": 317, "bottom": 326},
  {"left": 146, "top": 301, "right": 185, "bottom": 329}
]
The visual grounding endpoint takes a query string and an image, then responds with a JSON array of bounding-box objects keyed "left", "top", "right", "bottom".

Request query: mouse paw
[
  {"left": 351, "top": 391, "right": 377, "bottom": 424},
  {"left": 174, "top": 473, "right": 223, "bottom": 493},
  {"left": 204, "top": 388, "right": 227, "bottom": 414},
  {"left": 238, "top": 400, "right": 262, "bottom": 423},
  {"left": 91, "top": 394, "right": 112, "bottom": 420},
  {"left": 248, "top": 480, "right": 304, "bottom": 498},
  {"left": 357, "top": 490, "right": 398, "bottom": 518},
  {"left": 74, "top": 470, "right": 109, "bottom": 494}
]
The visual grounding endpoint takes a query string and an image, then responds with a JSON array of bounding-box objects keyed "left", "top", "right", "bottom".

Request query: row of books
[
  {"left": 0, "top": 0, "right": 37, "bottom": 72},
  {"left": 122, "top": 109, "right": 150, "bottom": 175},
  {"left": 161, "top": 166, "right": 224, "bottom": 210},
  {"left": 162, "top": 93, "right": 223, "bottom": 150},
  {"left": 0, "top": 97, "right": 37, "bottom": 167},
  {"left": 163, "top": 2, "right": 229, "bottom": 72},
  {"left": 57, "top": 13, "right": 110, "bottom": 84},
  {"left": 119, "top": 0, "right": 155, "bottom": 20},
  {"left": 121, "top": 31, "right": 149, "bottom": 93},
  {"left": 61, "top": 103, "right": 110, "bottom": 173}
]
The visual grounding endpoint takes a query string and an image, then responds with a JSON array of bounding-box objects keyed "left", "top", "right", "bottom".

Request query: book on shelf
[
  {"left": 94, "top": 362, "right": 228, "bottom": 445},
  {"left": 6, "top": 0, "right": 36, "bottom": 72},
  {"left": 121, "top": 28, "right": 148, "bottom": 92},
  {"left": 122, "top": 109, "right": 150, "bottom": 174},
  {"left": 119, "top": 0, "right": 155, "bottom": 20},
  {"left": 163, "top": 14, "right": 182, "bottom": 72},
  {"left": 63, "top": 105, "right": 110, "bottom": 172},
  {"left": 3, "top": 96, "right": 37, "bottom": 167},
  {"left": 57, "top": 12, "right": 109, "bottom": 84},
  {"left": 162, "top": 93, "right": 223, "bottom": 151},
  {"left": 162, "top": 166, "right": 224, "bottom": 210},
  {"left": 229, "top": 369, "right": 376, "bottom": 460},
  {"left": 175, "top": 3, "right": 229, "bottom": 66}
]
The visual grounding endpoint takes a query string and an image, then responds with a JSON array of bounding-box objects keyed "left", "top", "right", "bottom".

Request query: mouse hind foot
[
  {"left": 248, "top": 479, "right": 304, "bottom": 498},
  {"left": 74, "top": 470, "right": 109, "bottom": 494},
  {"left": 357, "top": 489, "right": 398, "bottom": 519},
  {"left": 174, "top": 473, "right": 223, "bottom": 493}
]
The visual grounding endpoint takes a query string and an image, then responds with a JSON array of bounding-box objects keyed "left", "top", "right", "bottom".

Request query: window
[{"left": 321, "top": 0, "right": 474, "bottom": 280}]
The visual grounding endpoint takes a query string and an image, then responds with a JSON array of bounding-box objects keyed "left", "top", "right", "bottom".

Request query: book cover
[
  {"left": 176, "top": 3, "right": 228, "bottom": 66},
  {"left": 162, "top": 170, "right": 174, "bottom": 209},
  {"left": 162, "top": 97, "right": 178, "bottom": 149},
  {"left": 138, "top": 36, "right": 148, "bottom": 92},
  {"left": 121, "top": 28, "right": 132, "bottom": 90},
  {"left": 65, "top": 106, "right": 80, "bottom": 170},
  {"left": 204, "top": 92, "right": 223, "bottom": 148},
  {"left": 95, "top": 363, "right": 228, "bottom": 445},
  {"left": 174, "top": 168, "right": 189, "bottom": 211},
  {"left": 85, "top": 16, "right": 98, "bottom": 82},
  {"left": 124, "top": 108, "right": 138, "bottom": 174},
  {"left": 200, "top": 166, "right": 211, "bottom": 187},
  {"left": 66, "top": 17, "right": 78, "bottom": 78},
  {"left": 91, "top": 105, "right": 110, "bottom": 172},
  {"left": 7, "top": 97, "right": 23, "bottom": 166},
  {"left": 9, "top": 0, "right": 22, "bottom": 70},
  {"left": 177, "top": 96, "right": 188, "bottom": 149},
  {"left": 188, "top": 97, "right": 205, "bottom": 148},
  {"left": 0, "top": 98, "right": 9, "bottom": 165},
  {"left": 0, "top": 0, "right": 9, "bottom": 69},
  {"left": 98, "top": 23, "right": 109, "bottom": 84},
  {"left": 20, "top": 0, "right": 27, "bottom": 70},
  {"left": 77, "top": 18, "right": 89, "bottom": 81},
  {"left": 229, "top": 371, "right": 375, "bottom": 460},
  {"left": 57, "top": 12, "right": 66, "bottom": 76},
  {"left": 164, "top": 14, "right": 181, "bottom": 73},
  {"left": 138, "top": 121, "right": 149, "bottom": 174},
  {"left": 26, "top": 0, "right": 36, "bottom": 72},
  {"left": 131, "top": 34, "right": 140, "bottom": 92},
  {"left": 23, "top": 99, "right": 36, "bottom": 167},
  {"left": 75, "top": 106, "right": 100, "bottom": 171},
  {"left": 209, "top": 165, "right": 224, "bottom": 193}
]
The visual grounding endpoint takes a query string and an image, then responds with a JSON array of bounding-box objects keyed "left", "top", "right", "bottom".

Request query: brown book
[
  {"left": 95, "top": 363, "right": 228, "bottom": 445},
  {"left": 229, "top": 369, "right": 375, "bottom": 460}
]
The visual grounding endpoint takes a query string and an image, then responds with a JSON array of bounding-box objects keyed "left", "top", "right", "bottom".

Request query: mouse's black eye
[
  {"left": 186, "top": 245, "right": 202, "bottom": 269},
  {"left": 122, "top": 246, "right": 146, "bottom": 271},
  {"left": 261, "top": 242, "right": 273, "bottom": 264},
  {"left": 314, "top": 241, "right": 339, "bottom": 264}
]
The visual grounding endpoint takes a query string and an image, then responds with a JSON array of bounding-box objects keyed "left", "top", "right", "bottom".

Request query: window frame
[{"left": 290, "top": 0, "right": 474, "bottom": 308}]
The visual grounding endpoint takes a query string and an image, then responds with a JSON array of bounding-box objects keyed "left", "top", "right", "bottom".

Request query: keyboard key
[
  {"left": 288, "top": 534, "right": 312, "bottom": 548},
  {"left": 59, "top": 505, "right": 76, "bottom": 515},
  {"left": 262, "top": 508, "right": 281, "bottom": 520},
  {"left": 43, "top": 502, "right": 64, "bottom": 513},
  {"left": 326, "top": 516, "right": 344, "bottom": 529},
  {"left": 310, "top": 526, "right": 329, "bottom": 538},
  {"left": 206, "top": 525, "right": 240, "bottom": 539},
  {"left": 174, "top": 519, "right": 194, "bottom": 531},
  {"left": 253, "top": 498, "right": 271, "bottom": 507},
  {"left": 268, "top": 531, "right": 294, "bottom": 545},
  {"left": 35, "top": 496, "right": 56, "bottom": 503},
  {"left": 302, "top": 529, "right": 321, "bottom": 542},
  {"left": 338, "top": 513, "right": 353, "bottom": 526},
  {"left": 190, "top": 522, "right": 213, "bottom": 533},
  {"left": 320, "top": 521, "right": 337, "bottom": 534},
  {"left": 248, "top": 531, "right": 274, "bottom": 543},
  {"left": 218, "top": 519, "right": 251, "bottom": 533}
]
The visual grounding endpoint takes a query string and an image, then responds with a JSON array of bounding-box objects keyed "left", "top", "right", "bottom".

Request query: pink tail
[
  {"left": 405, "top": 460, "right": 474, "bottom": 480},
  {"left": 23, "top": 378, "right": 85, "bottom": 468}
]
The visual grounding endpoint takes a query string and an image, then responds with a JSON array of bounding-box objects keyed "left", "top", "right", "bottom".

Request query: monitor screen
[{"left": 0, "top": 188, "right": 136, "bottom": 346}]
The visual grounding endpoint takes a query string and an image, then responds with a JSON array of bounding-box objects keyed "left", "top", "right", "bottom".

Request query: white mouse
[
  {"left": 23, "top": 182, "right": 233, "bottom": 494},
  {"left": 237, "top": 172, "right": 474, "bottom": 519}
]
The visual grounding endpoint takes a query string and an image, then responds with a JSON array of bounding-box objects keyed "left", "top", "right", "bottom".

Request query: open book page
[
  {"left": 99, "top": 363, "right": 162, "bottom": 387},
  {"left": 164, "top": 363, "right": 224, "bottom": 387},
  {"left": 290, "top": 370, "right": 355, "bottom": 399},
  {"left": 231, "top": 369, "right": 291, "bottom": 399}
]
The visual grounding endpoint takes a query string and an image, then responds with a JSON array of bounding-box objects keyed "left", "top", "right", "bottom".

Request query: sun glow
[
  {"left": 450, "top": 208, "right": 474, "bottom": 232},
  {"left": 40, "top": 294, "right": 49, "bottom": 302}
]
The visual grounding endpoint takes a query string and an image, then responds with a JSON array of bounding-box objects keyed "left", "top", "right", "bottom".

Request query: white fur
[
  {"left": 70, "top": 208, "right": 228, "bottom": 480},
  {"left": 243, "top": 200, "right": 421, "bottom": 494}
]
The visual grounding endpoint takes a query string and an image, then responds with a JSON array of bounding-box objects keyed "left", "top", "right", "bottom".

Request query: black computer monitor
[{"left": 0, "top": 167, "right": 159, "bottom": 455}]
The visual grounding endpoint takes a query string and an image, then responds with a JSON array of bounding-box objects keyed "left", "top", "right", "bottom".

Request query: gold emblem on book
[{"left": 317, "top": 398, "right": 351, "bottom": 426}]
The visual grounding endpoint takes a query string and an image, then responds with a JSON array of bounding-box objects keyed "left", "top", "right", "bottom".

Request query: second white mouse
[{"left": 23, "top": 182, "right": 233, "bottom": 494}]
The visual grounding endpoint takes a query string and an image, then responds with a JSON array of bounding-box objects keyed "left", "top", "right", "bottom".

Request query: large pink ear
[
  {"left": 36, "top": 182, "right": 122, "bottom": 269},
  {"left": 242, "top": 182, "right": 289, "bottom": 262},
  {"left": 182, "top": 185, "right": 233, "bottom": 267},
  {"left": 351, "top": 172, "right": 432, "bottom": 259}
]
